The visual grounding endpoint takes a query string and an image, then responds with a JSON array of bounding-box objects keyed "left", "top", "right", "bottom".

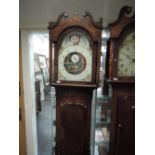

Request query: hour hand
[{"left": 122, "top": 51, "right": 135, "bottom": 62}]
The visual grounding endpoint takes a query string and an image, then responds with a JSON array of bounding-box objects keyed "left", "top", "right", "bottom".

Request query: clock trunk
[{"left": 55, "top": 86, "right": 93, "bottom": 155}]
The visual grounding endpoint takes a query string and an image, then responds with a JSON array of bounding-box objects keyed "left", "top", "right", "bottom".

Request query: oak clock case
[
  {"left": 48, "top": 12, "right": 102, "bottom": 155},
  {"left": 106, "top": 6, "right": 135, "bottom": 155}
]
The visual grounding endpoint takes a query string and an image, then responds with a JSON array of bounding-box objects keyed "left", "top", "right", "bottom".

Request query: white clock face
[
  {"left": 117, "top": 32, "right": 135, "bottom": 77},
  {"left": 58, "top": 32, "right": 93, "bottom": 82}
]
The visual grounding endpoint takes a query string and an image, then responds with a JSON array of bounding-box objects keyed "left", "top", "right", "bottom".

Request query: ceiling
[{"left": 19, "top": 0, "right": 135, "bottom": 28}]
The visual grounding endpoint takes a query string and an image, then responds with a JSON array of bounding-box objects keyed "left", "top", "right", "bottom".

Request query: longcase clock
[
  {"left": 48, "top": 12, "right": 102, "bottom": 155},
  {"left": 106, "top": 6, "right": 135, "bottom": 155}
]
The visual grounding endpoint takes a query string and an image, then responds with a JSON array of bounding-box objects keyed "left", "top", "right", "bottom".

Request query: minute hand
[{"left": 122, "top": 52, "right": 135, "bottom": 62}]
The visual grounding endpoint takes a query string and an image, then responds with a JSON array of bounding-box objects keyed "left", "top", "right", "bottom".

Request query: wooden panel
[
  {"left": 108, "top": 83, "right": 135, "bottom": 155},
  {"left": 55, "top": 87, "right": 92, "bottom": 155},
  {"left": 115, "top": 95, "right": 134, "bottom": 155},
  {"left": 19, "top": 30, "right": 27, "bottom": 155},
  {"left": 48, "top": 12, "right": 102, "bottom": 42}
]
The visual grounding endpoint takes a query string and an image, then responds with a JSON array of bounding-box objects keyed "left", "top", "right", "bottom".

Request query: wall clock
[{"left": 48, "top": 12, "right": 102, "bottom": 155}]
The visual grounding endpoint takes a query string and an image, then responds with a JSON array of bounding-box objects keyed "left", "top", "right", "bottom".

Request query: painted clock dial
[
  {"left": 58, "top": 31, "right": 93, "bottom": 82},
  {"left": 117, "top": 32, "right": 135, "bottom": 77},
  {"left": 64, "top": 52, "right": 86, "bottom": 75}
]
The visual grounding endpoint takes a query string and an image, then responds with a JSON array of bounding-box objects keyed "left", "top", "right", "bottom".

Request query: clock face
[
  {"left": 117, "top": 32, "right": 135, "bottom": 77},
  {"left": 58, "top": 31, "right": 93, "bottom": 82}
]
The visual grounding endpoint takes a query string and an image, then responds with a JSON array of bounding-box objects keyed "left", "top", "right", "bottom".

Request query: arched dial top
[{"left": 58, "top": 31, "right": 93, "bottom": 82}]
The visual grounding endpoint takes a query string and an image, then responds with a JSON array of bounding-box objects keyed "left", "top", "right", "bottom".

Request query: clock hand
[{"left": 122, "top": 51, "right": 135, "bottom": 62}]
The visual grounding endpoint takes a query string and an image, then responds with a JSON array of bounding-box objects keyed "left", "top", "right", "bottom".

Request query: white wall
[
  {"left": 20, "top": 0, "right": 135, "bottom": 28},
  {"left": 21, "top": 30, "right": 38, "bottom": 155}
]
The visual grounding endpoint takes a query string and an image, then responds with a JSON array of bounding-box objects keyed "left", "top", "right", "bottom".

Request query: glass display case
[
  {"left": 51, "top": 87, "right": 56, "bottom": 154},
  {"left": 91, "top": 87, "right": 112, "bottom": 155}
]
